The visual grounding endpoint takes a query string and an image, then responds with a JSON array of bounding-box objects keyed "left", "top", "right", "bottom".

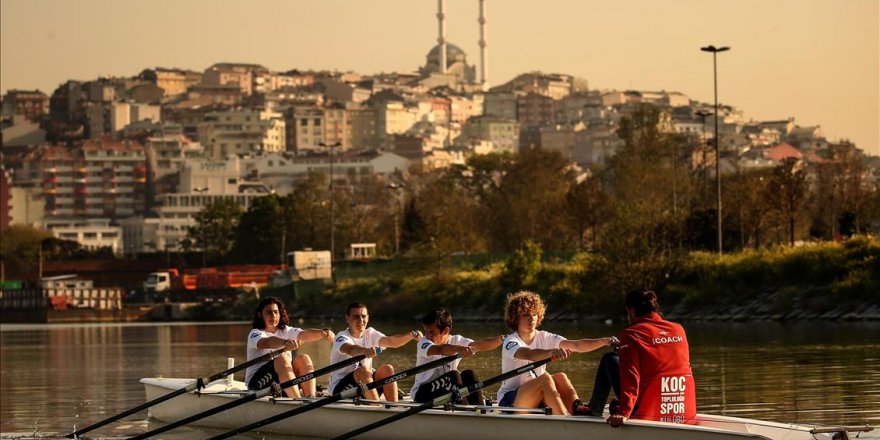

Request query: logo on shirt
[
  {"left": 335, "top": 336, "right": 346, "bottom": 343},
  {"left": 653, "top": 336, "right": 683, "bottom": 345},
  {"left": 421, "top": 342, "right": 431, "bottom": 349},
  {"left": 249, "top": 332, "right": 261, "bottom": 340},
  {"left": 505, "top": 341, "right": 519, "bottom": 351}
]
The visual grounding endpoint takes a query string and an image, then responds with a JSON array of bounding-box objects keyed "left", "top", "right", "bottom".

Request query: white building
[
  {"left": 44, "top": 218, "right": 123, "bottom": 255},
  {"left": 198, "top": 109, "right": 286, "bottom": 159},
  {"left": 249, "top": 151, "right": 410, "bottom": 194}
]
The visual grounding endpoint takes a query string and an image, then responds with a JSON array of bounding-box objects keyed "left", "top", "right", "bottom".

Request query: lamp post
[
  {"left": 387, "top": 182, "right": 405, "bottom": 256},
  {"left": 701, "top": 44, "right": 730, "bottom": 255},
  {"left": 193, "top": 186, "right": 209, "bottom": 266},
  {"left": 319, "top": 142, "right": 342, "bottom": 261},
  {"left": 694, "top": 110, "right": 713, "bottom": 207}
]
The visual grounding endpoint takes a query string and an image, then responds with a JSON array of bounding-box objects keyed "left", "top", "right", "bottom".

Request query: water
[{"left": 1, "top": 320, "right": 878, "bottom": 439}]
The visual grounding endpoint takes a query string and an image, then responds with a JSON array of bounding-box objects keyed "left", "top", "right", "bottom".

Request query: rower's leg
[
  {"left": 460, "top": 369, "right": 484, "bottom": 405},
  {"left": 513, "top": 373, "right": 568, "bottom": 415},
  {"left": 293, "top": 354, "right": 316, "bottom": 397},
  {"left": 374, "top": 364, "right": 398, "bottom": 402},
  {"left": 586, "top": 352, "right": 620, "bottom": 414},
  {"left": 274, "top": 355, "right": 301, "bottom": 398},
  {"left": 552, "top": 373, "right": 578, "bottom": 412},
  {"left": 353, "top": 365, "right": 380, "bottom": 401}
]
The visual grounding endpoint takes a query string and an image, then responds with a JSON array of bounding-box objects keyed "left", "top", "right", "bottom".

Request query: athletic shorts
[
  {"left": 499, "top": 387, "right": 519, "bottom": 407},
  {"left": 331, "top": 370, "right": 384, "bottom": 398},
  {"left": 247, "top": 361, "right": 301, "bottom": 393}
]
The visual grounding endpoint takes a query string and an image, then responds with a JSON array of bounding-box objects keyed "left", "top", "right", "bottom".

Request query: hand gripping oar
[
  {"left": 67, "top": 347, "right": 287, "bottom": 438},
  {"left": 329, "top": 357, "right": 553, "bottom": 440},
  {"left": 207, "top": 353, "right": 463, "bottom": 440},
  {"left": 128, "top": 351, "right": 375, "bottom": 440}
]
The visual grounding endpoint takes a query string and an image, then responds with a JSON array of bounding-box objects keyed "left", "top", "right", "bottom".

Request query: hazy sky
[{"left": 2, "top": 0, "right": 878, "bottom": 156}]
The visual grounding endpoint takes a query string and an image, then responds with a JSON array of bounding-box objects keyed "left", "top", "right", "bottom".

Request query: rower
[
  {"left": 497, "top": 291, "right": 616, "bottom": 415},
  {"left": 329, "top": 302, "right": 423, "bottom": 402},
  {"left": 246, "top": 297, "right": 335, "bottom": 398},
  {"left": 411, "top": 309, "right": 504, "bottom": 405}
]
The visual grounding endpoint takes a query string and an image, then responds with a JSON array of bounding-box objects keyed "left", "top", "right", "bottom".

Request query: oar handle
[
  {"left": 68, "top": 348, "right": 285, "bottom": 438},
  {"left": 129, "top": 353, "right": 370, "bottom": 440},
  {"left": 207, "top": 353, "right": 462, "bottom": 440},
  {"left": 329, "top": 357, "right": 552, "bottom": 440}
]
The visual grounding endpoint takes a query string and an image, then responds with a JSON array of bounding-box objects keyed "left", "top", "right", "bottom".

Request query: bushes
[{"left": 292, "top": 237, "right": 879, "bottom": 320}]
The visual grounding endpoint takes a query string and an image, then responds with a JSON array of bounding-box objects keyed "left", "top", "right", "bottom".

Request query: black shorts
[
  {"left": 332, "top": 370, "right": 384, "bottom": 398},
  {"left": 414, "top": 369, "right": 483, "bottom": 405},
  {"left": 247, "top": 361, "right": 302, "bottom": 392}
]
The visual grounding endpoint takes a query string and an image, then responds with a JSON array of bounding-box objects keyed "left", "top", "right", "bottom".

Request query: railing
[{"left": 0, "top": 288, "right": 123, "bottom": 310}]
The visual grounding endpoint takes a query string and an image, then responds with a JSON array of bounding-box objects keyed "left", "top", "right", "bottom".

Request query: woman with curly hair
[
  {"left": 497, "top": 291, "right": 616, "bottom": 415},
  {"left": 245, "top": 296, "right": 335, "bottom": 398}
]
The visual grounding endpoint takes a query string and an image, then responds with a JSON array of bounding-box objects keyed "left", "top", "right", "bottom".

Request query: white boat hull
[{"left": 141, "top": 378, "right": 841, "bottom": 440}]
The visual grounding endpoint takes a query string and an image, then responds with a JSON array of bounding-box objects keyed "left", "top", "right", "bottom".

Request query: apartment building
[
  {"left": 18, "top": 139, "right": 147, "bottom": 219},
  {"left": 198, "top": 109, "right": 285, "bottom": 158}
]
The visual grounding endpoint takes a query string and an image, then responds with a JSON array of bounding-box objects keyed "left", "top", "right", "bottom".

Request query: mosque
[{"left": 416, "top": 0, "right": 488, "bottom": 92}]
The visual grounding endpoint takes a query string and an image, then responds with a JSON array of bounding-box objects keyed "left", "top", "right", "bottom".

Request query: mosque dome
[{"left": 426, "top": 43, "right": 468, "bottom": 68}]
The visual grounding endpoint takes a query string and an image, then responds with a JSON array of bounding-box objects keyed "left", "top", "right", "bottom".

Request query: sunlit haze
[{"left": 1, "top": 0, "right": 877, "bottom": 155}]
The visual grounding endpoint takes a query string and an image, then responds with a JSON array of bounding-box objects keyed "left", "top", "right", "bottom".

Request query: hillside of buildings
[{"left": 1, "top": 58, "right": 879, "bottom": 324}]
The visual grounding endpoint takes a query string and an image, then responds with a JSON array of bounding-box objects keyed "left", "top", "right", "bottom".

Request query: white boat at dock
[{"left": 141, "top": 377, "right": 872, "bottom": 440}]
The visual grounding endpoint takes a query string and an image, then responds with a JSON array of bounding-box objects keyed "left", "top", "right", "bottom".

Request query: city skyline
[{"left": 1, "top": 0, "right": 877, "bottom": 156}]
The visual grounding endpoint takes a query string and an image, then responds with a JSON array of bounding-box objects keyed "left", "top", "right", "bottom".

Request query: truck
[{"left": 143, "top": 265, "right": 283, "bottom": 302}]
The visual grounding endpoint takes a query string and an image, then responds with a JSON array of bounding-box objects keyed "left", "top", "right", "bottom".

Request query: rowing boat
[{"left": 141, "top": 377, "right": 870, "bottom": 440}]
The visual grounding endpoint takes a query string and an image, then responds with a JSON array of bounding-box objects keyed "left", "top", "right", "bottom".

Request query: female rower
[
  {"left": 245, "top": 296, "right": 335, "bottom": 398},
  {"left": 579, "top": 289, "right": 696, "bottom": 426},
  {"left": 497, "top": 291, "right": 616, "bottom": 415}
]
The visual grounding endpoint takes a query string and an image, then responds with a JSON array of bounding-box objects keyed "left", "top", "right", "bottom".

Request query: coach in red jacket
[{"left": 577, "top": 289, "right": 696, "bottom": 427}]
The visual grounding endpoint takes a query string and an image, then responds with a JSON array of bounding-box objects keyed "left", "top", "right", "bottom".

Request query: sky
[{"left": 1, "top": 0, "right": 878, "bottom": 156}]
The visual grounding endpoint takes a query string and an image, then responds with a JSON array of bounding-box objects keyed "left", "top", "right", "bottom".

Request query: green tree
[{"left": 187, "top": 198, "right": 243, "bottom": 265}]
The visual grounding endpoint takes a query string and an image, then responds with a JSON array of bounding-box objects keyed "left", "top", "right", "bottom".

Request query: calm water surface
[{"left": 1, "top": 320, "right": 878, "bottom": 439}]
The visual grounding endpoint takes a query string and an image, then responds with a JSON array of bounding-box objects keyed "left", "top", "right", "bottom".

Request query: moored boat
[{"left": 141, "top": 377, "right": 871, "bottom": 440}]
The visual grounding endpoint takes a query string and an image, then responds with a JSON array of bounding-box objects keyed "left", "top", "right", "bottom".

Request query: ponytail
[{"left": 624, "top": 289, "right": 661, "bottom": 317}]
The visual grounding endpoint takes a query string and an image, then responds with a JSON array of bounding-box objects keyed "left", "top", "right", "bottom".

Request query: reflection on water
[{"left": 1, "top": 320, "right": 878, "bottom": 439}]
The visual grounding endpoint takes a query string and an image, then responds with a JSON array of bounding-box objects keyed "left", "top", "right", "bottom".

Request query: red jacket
[{"left": 616, "top": 312, "right": 696, "bottom": 423}]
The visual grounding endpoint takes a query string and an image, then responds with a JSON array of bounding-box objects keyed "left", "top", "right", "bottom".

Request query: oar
[
  {"left": 68, "top": 347, "right": 287, "bottom": 438},
  {"left": 206, "top": 353, "right": 462, "bottom": 440},
  {"left": 129, "top": 351, "right": 375, "bottom": 440},
  {"left": 329, "top": 357, "right": 553, "bottom": 440}
]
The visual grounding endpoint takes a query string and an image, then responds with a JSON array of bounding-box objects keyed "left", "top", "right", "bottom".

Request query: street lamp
[
  {"left": 193, "top": 186, "right": 209, "bottom": 266},
  {"left": 701, "top": 44, "right": 730, "bottom": 255},
  {"left": 387, "top": 182, "right": 405, "bottom": 256},
  {"left": 319, "top": 142, "right": 342, "bottom": 261},
  {"left": 694, "top": 110, "right": 713, "bottom": 206}
]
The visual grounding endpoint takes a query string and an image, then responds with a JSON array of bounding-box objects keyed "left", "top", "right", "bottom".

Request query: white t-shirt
[
  {"left": 496, "top": 330, "right": 566, "bottom": 399},
  {"left": 329, "top": 327, "right": 386, "bottom": 393},
  {"left": 245, "top": 326, "right": 303, "bottom": 385},
  {"left": 411, "top": 334, "right": 474, "bottom": 396}
]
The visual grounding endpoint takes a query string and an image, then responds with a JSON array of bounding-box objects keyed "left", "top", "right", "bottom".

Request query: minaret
[
  {"left": 478, "top": 0, "right": 489, "bottom": 90},
  {"left": 437, "top": 0, "right": 447, "bottom": 74}
]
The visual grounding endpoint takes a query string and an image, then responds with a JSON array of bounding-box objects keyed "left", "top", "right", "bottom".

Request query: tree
[
  {"left": 486, "top": 147, "right": 577, "bottom": 252},
  {"left": 601, "top": 105, "right": 695, "bottom": 292},
  {"left": 766, "top": 158, "right": 808, "bottom": 246},
  {"left": 232, "top": 194, "right": 286, "bottom": 264},
  {"left": 413, "top": 172, "right": 486, "bottom": 259},
  {"left": 187, "top": 198, "right": 243, "bottom": 265},
  {"left": 0, "top": 225, "right": 51, "bottom": 280},
  {"left": 565, "top": 173, "right": 609, "bottom": 251}
]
